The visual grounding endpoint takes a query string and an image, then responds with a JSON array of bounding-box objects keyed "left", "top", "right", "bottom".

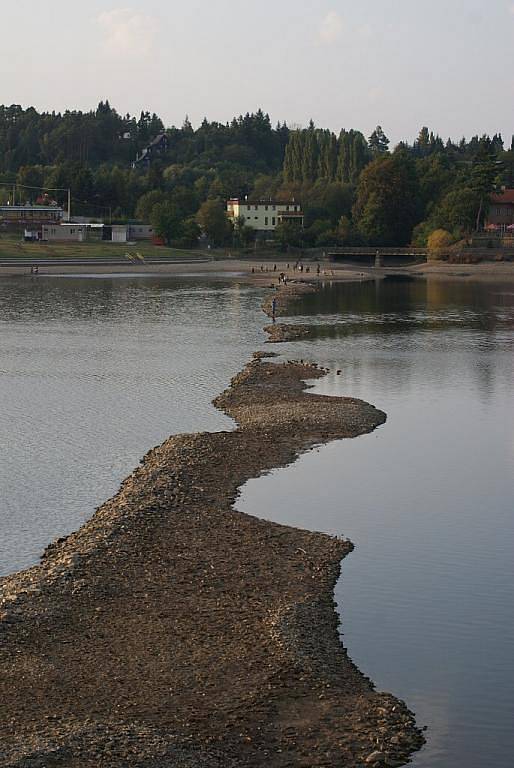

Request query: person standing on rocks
[{"left": 271, "top": 297, "right": 277, "bottom": 322}]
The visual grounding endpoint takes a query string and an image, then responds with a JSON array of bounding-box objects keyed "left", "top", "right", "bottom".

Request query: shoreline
[
  {"left": 0, "top": 280, "right": 425, "bottom": 767},
  {"left": 1, "top": 256, "right": 514, "bottom": 284}
]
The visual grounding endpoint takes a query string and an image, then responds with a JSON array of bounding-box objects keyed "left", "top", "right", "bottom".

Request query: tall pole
[{"left": 67, "top": 189, "right": 71, "bottom": 222}]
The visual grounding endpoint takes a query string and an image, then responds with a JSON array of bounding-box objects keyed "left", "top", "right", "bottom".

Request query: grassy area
[{"left": 0, "top": 236, "right": 209, "bottom": 261}]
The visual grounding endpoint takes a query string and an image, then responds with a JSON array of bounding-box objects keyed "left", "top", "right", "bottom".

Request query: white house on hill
[{"left": 227, "top": 198, "right": 304, "bottom": 234}]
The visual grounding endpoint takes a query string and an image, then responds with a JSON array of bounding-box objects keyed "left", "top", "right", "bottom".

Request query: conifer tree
[{"left": 368, "top": 126, "right": 390, "bottom": 155}]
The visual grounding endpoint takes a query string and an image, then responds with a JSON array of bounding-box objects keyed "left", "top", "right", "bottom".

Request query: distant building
[
  {"left": 0, "top": 205, "right": 64, "bottom": 229},
  {"left": 42, "top": 223, "right": 104, "bottom": 242},
  {"left": 128, "top": 224, "right": 155, "bottom": 240},
  {"left": 486, "top": 189, "right": 514, "bottom": 229},
  {"left": 133, "top": 133, "right": 169, "bottom": 168},
  {"left": 41, "top": 223, "right": 129, "bottom": 243},
  {"left": 227, "top": 198, "right": 304, "bottom": 233}
]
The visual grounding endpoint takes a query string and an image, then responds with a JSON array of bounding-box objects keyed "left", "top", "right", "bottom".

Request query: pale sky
[{"left": 2, "top": 0, "right": 513, "bottom": 145}]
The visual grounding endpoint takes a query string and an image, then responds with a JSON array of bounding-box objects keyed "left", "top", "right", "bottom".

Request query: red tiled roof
[{"left": 491, "top": 190, "right": 514, "bottom": 204}]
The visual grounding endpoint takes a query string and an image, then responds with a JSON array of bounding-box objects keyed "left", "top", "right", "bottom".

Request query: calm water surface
[
  {"left": 238, "top": 278, "right": 514, "bottom": 768},
  {"left": 1, "top": 275, "right": 513, "bottom": 767},
  {"left": 0, "top": 274, "right": 265, "bottom": 575}
]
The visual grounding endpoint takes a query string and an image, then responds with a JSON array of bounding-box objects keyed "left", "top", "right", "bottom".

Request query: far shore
[{"left": 2, "top": 256, "right": 514, "bottom": 283}]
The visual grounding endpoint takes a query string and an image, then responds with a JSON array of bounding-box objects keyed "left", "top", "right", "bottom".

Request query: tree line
[{"left": 1, "top": 101, "right": 511, "bottom": 248}]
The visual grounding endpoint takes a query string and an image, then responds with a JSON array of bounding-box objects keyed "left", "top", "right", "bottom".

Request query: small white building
[
  {"left": 42, "top": 223, "right": 104, "bottom": 242},
  {"left": 227, "top": 198, "right": 304, "bottom": 233},
  {"left": 41, "top": 223, "right": 129, "bottom": 243}
]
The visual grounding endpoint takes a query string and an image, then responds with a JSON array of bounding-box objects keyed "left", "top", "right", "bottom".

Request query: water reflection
[{"left": 238, "top": 278, "right": 514, "bottom": 768}]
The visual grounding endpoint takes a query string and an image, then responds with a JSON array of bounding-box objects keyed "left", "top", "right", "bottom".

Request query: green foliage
[
  {"left": 196, "top": 199, "right": 231, "bottom": 245},
  {"left": 368, "top": 126, "right": 390, "bottom": 156},
  {"left": 353, "top": 153, "right": 420, "bottom": 245},
  {"left": 431, "top": 188, "right": 482, "bottom": 234},
  {"left": 150, "top": 202, "right": 183, "bottom": 245},
  {"left": 427, "top": 228, "right": 456, "bottom": 260},
  {"left": 284, "top": 125, "right": 370, "bottom": 185},
  {"left": 274, "top": 221, "right": 303, "bottom": 248},
  {"left": 135, "top": 190, "right": 166, "bottom": 221},
  {"left": 1, "top": 102, "right": 510, "bottom": 248},
  {"left": 175, "top": 217, "right": 201, "bottom": 248},
  {"left": 469, "top": 140, "right": 503, "bottom": 229}
]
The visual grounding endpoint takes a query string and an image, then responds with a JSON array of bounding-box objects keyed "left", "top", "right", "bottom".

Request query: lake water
[
  {"left": 1, "top": 274, "right": 513, "bottom": 767},
  {"left": 238, "top": 277, "right": 514, "bottom": 768},
  {"left": 0, "top": 274, "right": 265, "bottom": 576}
]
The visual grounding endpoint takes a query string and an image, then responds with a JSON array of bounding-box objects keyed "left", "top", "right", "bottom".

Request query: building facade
[
  {"left": 227, "top": 199, "right": 304, "bottom": 233},
  {"left": 0, "top": 205, "right": 64, "bottom": 229},
  {"left": 486, "top": 190, "right": 514, "bottom": 228},
  {"left": 41, "top": 223, "right": 129, "bottom": 243}
]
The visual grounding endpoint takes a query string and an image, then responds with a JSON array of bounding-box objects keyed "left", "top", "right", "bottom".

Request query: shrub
[{"left": 427, "top": 229, "right": 455, "bottom": 260}]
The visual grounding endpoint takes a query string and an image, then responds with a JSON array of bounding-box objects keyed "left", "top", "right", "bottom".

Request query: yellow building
[{"left": 227, "top": 198, "right": 303, "bottom": 233}]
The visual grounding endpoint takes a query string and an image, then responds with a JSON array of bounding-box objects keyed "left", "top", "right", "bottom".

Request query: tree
[
  {"left": 150, "top": 202, "right": 184, "bottom": 245},
  {"left": 322, "top": 182, "right": 354, "bottom": 223},
  {"left": 179, "top": 217, "right": 201, "bottom": 248},
  {"left": 135, "top": 190, "right": 166, "bottom": 221},
  {"left": 353, "top": 153, "right": 420, "bottom": 245},
  {"left": 338, "top": 129, "right": 370, "bottom": 182},
  {"left": 196, "top": 199, "right": 231, "bottom": 245},
  {"left": 470, "top": 142, "right": 502, "bottom": 230},
  {"left": 274, "top": 220, "right": 302, "bottom": 248},
  {"left": 368, "top": 126, "right": 390, "bottom": 156},
  {"left": 432, "top": 188, "right": 481, "bottom": 234}
]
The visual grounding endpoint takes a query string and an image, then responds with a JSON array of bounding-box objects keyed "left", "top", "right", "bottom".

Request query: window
[
  {"left": 247, "top": 205, "right": 251, "bottom": 211},
  {"left": 272, "top": 217, "right": 276, "bottom": 226},
  {"left": 286, "top": 205, "right": 290, "bottom": 211},
  {"left": 265, "top": 205, "right": 268, "bottom": 211},
  {"left": 254, "top": 205, "right": 258, "bottom": 210},
  {"left": 272, "top": 205, "right": 276, "bottom": 210},
  {"left": 265, "top": 217, "right": 269, "bottom": 226}
]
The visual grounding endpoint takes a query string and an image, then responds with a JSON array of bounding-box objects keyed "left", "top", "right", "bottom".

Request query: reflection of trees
[
  {"left": 291, "top": 277, "right": 514, "bottom": 402},
  {"left": 294, "top": 278, "right": 510, "bottom": 337},
  {"left": 0, "top": 277, "right": 117, "bottom": 322},
  {"left": 0, "top": 277, "right": 242, "bottom": 326}
]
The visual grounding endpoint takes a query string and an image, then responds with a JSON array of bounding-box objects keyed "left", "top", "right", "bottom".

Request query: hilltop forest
[{"left": 0, "top": 101, "right": 512, "bottom": 248}]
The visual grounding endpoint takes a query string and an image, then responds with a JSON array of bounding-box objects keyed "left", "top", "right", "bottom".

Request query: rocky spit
[
  {"left": 262, "top": 281, "right": 318, "bottom": 320},
  {"left": 262, "top": 281, "right": 318, "bottom": 343},
  {"left": 264, "top": 324, "right": 311, "bottom": 343},
  {"left": 0, "top": 280, "right": 425, "bottom": 767}
]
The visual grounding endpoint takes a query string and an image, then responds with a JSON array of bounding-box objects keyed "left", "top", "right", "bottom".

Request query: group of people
[{"left": 251, "top": 261, "right": 324, "bottom": 279}]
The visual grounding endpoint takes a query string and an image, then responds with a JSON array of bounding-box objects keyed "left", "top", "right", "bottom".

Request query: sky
[{"left": 1, "top": 0, "right": 513, "bottom": 145}]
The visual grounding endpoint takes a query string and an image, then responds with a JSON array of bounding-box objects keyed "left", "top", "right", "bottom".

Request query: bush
[{"left": 427, "top": 229, "right": 455, "bottom": 260}]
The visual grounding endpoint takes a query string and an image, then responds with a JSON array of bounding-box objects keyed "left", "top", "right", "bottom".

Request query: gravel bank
[
  {"left": 0, "top": 355, "right": 423, "bottom": 767},
  {"left": 0, "top": 278, "right": 425, "bottom": 767}
]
